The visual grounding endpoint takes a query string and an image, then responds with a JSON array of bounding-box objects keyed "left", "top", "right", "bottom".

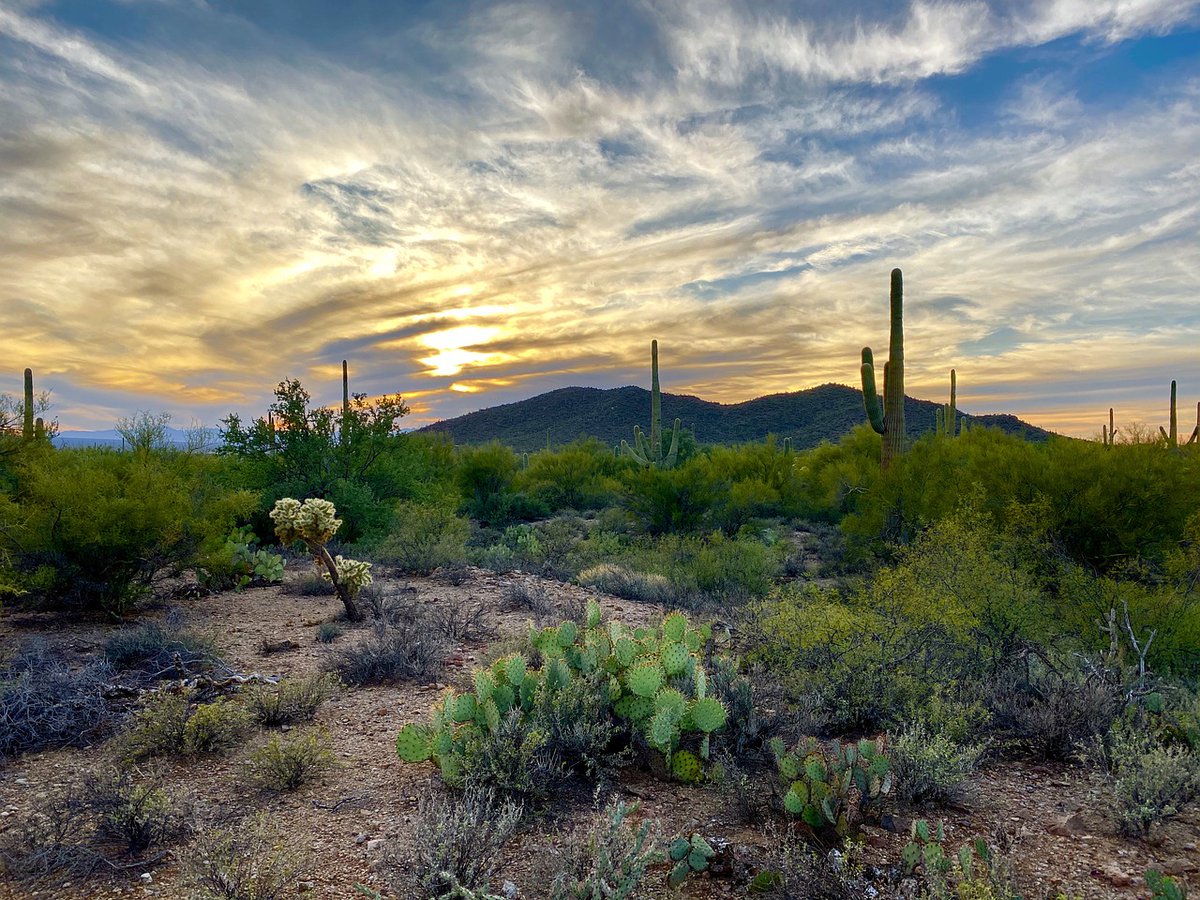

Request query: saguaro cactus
[
  {"left": 935, "top": 368, "right": 957, "bottom": 437},
  {"left": 22, "top": 368, "right": 34, "bottom": 440},
  {"left": 341, "top": 359, "right": 350, "bottom": 447},
  {"left": 1103, "top": 407, "right": 1116, "bottom": 447},
  {"left": 1190, "top": 402, "right": 1200, "bottom": 446},
  {"left": 860, "top": 269, "right": 906, "bottom": 469},
  {"left": 622, "top": 340, "right": 680, "bottom": 468},
  {"left": 1159, "top": 381, "right": 1179, "bottom": 445}
]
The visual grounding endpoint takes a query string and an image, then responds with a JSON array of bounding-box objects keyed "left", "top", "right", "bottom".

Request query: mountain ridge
[{"left": 418, "top": 382, "right": 1055, "bottom": 451}]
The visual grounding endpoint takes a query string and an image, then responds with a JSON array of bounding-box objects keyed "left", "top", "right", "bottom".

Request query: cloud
[{"left": 0, "top": 0, "right": 1197, "bottom": 437}]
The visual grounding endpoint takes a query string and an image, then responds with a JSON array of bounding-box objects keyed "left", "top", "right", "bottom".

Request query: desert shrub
[
  {"left": 0, "top": 766, "right": 188, "bottom": 881},
  {"left": 285, "top": 571, "right": 333, "bottom": 596},
  {"left": 246, "top": 729, "right": 338, "bottom": 791},
  {"left": 577, "top": 563, "right": 675, "bottom": 605},
  {"left": 622, "top": 463, "right": 719, "bottom": 535},
  {"left": 709, "top": 751, "right": 770, "bottom": 825},
  {"left": 5, "top": 448, "right": 256, "bottom": 613},
  {"left": 120, "top": 690, "right": 192, "bottom": 759},
  {"left": 502, "top": 580, "right": 554, "bottom": 618},
  {"left": 1097, "top": 720, "right": 1200, "bottom": 835},
  {"left": 183, "top": 699, "right": 252, "bottom": 754},
  {"left": 526, "top": 673, "right": 620, "bottom": 782},
  {"left": 890, "top": 722, "right": 985, "bottom": 807},
  {"left": 545, "top": 799, "right": 661, "bottom": 900},
  {"left": 374, "top": 501, "right": 470, "bottom": 575},
  {"left": 197, "top": 525, "right": 285, "bottom": 591},
  {"left": 474, "top": 542, "right": 518, "bottom": 572},
  {"left": 402, "top": 785, "right": 522, "bottom": 899},
  {"left": 455, "top": 442, "right": 547, "bottom": 526},
  {"left": 245, "top": 673, "right": 340, "bottom": 727},
  {"left": 104, "top": 609, "right": 218, "bottom": 681},
  {"left": 360, "top": 582, "right": 418, "bottom": 624},
  {"left": 517, "top": 440, "right": 623, "bottom": 512},
  {"left": 443, "top": 563, "right": 471, "bottom": 585},
  {"left": 658, "top": 531, "right": 781, "bottom": 602},
  {"left": 316, "top": 621, "right": 343, "bottom": 643},
  {"left": 186, "top": 811, "right": 308, "bottom": 900},
  {"left": 461, "top": 709, "right": 555, "bottom": 798},
  {"left": 326, "top": 619, "right": 447, "bottom": 686},
  {"left": 984, "top": 660, "right": 1122, "bottom": 760},
  {"left": 746, "top": 822, "right": 870, "bottom": 899},
  {"left": 431, "top": 596, "right": 494, "bottom": 643},
  {"left": 0, "top": 642, "right": 115, "bottom": 758}
]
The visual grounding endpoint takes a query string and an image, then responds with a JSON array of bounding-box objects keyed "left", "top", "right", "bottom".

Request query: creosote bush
[
  {"left": 890, "top": 722, "right": 985, "bottom": 807},
  {"left": 374, "top": 501, "right": 470, "bottom": 575},
  {"left": 183, "top": 699, "right": 252, "bottom": 754},
  {"left": 1097, "top": 720, "right": 1200, "bottom": 836},
  {"left": 245, "top": 729, "right": 338, "bottom": 791}
]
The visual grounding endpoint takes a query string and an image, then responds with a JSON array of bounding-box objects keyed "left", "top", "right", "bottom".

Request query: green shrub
[
  {"left": 246, "top": 729, "right": 338, "bottom": 791},
  {"left": 1099, "top": 721, "right": 1200, "bottom": 835},
  {"left": 6, "top": 448, "right": 256, "bottom": 613},
  {"left": 245, "top": 673, "right": 340, "bottom": 727},
  {"left": 460, "top": 709, "right": 554, "bottom": 798},
  {"left": 186, "top": 811, "right": 308, "bottom": 900},
  {"left": 120, "top": 691, "right": 191, "bottom": 759},
  {"left": 374, "top": 501, "right": 470, "bottom": 575},
  {"left": 545, "top": 800, "right": 661, "bottom": 900},
  {"left": 316, "top": 622, "right": 343, "bottom": 643},
  {"left": 890, "top": 722, "right": 985, "bottom": 807},
  {"left": 182, "top": 699, "right": 251, "bottom": 754}
]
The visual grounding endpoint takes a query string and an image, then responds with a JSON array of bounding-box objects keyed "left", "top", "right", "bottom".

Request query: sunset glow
[{"left": 1, "top": 1, "right": 1198, "bottom": 436}]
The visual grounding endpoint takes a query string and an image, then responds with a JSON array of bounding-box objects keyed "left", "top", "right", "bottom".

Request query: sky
[{"left": 1, "top": 0, "right": 1198, "bottom": 438}]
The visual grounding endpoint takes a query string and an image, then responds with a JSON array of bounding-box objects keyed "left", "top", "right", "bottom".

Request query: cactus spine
[
  {"left": 22, "top": 368, "right": 34, "bottom": 440},
  {"left": 621, "top": 340, "right": 680, "bottom": 468},
  {"left": 1159, "top": 381, "right": 1179, "bottom": 445},
  {"left": 860, "top": 269, "right": 906, "bottom": 469},
  {"left": 935, "top": 368, "right": 957, "bottom": 437}
]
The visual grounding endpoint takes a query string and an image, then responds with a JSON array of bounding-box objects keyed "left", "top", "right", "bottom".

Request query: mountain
[
  {"left": 52, "top": 426, "right": 211, "bottom": 450},
  {"left": 418, "top": 383, "right": 1055, "bottom": 451}
]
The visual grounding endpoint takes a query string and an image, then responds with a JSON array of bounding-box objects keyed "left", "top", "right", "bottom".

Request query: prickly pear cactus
[
  {"left": 667, "top": 833, "right": 716, "bottom": 888},
  {"left": 771, "top": 735, "right": 893, "bottom": 835}
]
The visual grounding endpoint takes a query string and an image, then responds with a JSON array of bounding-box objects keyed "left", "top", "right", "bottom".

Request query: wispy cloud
[{"left": 0, "top": 0, "right": 1197, "bottom": 435}]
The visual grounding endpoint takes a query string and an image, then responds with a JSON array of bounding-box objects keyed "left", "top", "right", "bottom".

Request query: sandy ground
[{"left": 0, "top": 567, "right": 1196, "bottom": 899}]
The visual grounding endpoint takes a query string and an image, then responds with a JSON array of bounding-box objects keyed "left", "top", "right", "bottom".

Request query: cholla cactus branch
[{"left": 270, "top": 498, "right": 363, "bottom": 620}]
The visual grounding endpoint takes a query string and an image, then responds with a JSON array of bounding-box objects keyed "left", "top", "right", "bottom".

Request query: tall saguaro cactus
[
  {"left": 22, "top": 368, "right": 34, "bottom": 440},
  {"left": 622, "top": 340, "right": 681, "bottom": 468},
  {"left": 1159, "top": 381, "right": 1179, "bottom": 445},
  {"left": 935, "top": 368, "right": 957, "bottom": 437},
  {"left": 1103, "top": 407, "right": 1116, "bottom": 448},
  {"left": 860, "top": 269, "right": 906, "bottom": 470},
  {"left": 341, "top": 359, "right": 350, "bottom": 447}
]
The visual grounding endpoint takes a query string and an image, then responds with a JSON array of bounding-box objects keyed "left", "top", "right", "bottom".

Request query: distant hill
[{"left": 419, "top": 383, "right": 1055, "bottom": 451}]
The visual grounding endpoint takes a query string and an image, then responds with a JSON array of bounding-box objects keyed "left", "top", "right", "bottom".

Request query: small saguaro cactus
[
  {"left": 860, "top": 269, "right": 906, "bottom": 470},
  {"left": 934, "top": 369, "right": 957, "bottom": 437},
  {"left": 621, "top": 340, "right": 681, "bottom": 468},
  {"left": 270, "top": 498, "right": 371, "bottom": 621},
  {"left": 1189, "top": 401, "right": 1200, "bottom": 447},
  {"left": 1103, "top": 407, "right": 1116, "bottom": 447}
]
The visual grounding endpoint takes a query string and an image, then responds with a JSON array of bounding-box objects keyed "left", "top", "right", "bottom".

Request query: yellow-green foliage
[
  {"left": 4, "top": 449, "right": 256, "bottom": 612},
  {"left": 246, "top": 729, "right": 338, "bottom": 791},
  {"left": 373, "top": 501, "right": 470, "bottom": 574},
  {"left": 120, "top": 691, "right": 192, "bottom": 759},
  {"left": 516, "top": 439, "right": 624, "bottom": 511},
  {"left": 183, "top": 699, "right": 251, "bottom": 754}
]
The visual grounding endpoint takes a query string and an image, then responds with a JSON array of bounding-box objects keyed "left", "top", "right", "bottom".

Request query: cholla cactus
[
  {"left": 270, "top": 498, "right": 364, "bottom": 620},
  {"left": 326, "top": 555, "right": 372, "bottom": 597}
]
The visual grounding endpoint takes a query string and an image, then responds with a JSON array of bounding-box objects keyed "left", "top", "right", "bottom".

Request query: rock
[
  {"left": 1101, "top": 866, "right": 1132, "bottom": 888},
  {"left": 1047, "top": 814, "right": 1086, "bottom": 837},
  {"left": 140, "top": 873, "right": 153, "bottom": 885},
  {"left": 297, "top": 882, "right": 315, "bottom": 893},
  {"left": 367, "top": 839, "right": 385, "bottom": 852},
  {"left": 355, "top": 832, "right": 368, "bottom": 844},
  {"left": 1162, "top": 858, "right": 1197, "bottom": 875},
  {"left": 503, "top": 881, "right": 519, "bottom": 899}
]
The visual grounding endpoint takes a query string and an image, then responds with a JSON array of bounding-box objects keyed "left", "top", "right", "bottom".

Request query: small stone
[
  {"left": 503, "top": 880, "right": 519, "bottom": 899},
  {"left": 355, "top": 832, "right": 368, "bottom": 844},
  {"left": 140, "top": 873, "right": 152, "bottom": 885},
  {"left": 1047, "top": 814, "right": 1086, "bottom": 837},
  {"left": 1163, "top": 858, "right": 1197, "bottom": 876},
  {"left": 297, "top": 881, "right": 315, "bottom": 892},
  {"left": 367, "top": 839, "right": 385, "bottom": 852}
]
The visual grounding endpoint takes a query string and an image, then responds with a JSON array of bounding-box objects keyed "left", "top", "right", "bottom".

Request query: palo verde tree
[{"left": 219, "top": 375, "right": 410, "bottom": 541}]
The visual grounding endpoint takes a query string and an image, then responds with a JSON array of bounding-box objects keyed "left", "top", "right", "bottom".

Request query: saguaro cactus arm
[{"left": 860, "top": 348, "right": 885, "bottom": 434}]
